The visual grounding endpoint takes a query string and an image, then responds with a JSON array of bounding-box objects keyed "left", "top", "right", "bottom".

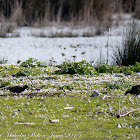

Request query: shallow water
[{"left": 0, "top": 36, "right": 122, "bottom": 65}]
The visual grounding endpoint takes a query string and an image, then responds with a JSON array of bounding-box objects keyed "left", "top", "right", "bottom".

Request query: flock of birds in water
[{"left": 3, "top": 84, "right": 140, "bottom": 96}]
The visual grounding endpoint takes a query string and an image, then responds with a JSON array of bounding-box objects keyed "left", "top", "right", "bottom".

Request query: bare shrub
[
  {"left": 31, "top": 30, "right": 79, "bottom": 38},
  {"left": 0, "top": 0, "right": 116, "bottom": 26},
  {"left": 0, "top": 0, "right": 137, "bottom": 26},
  {"left": 135, "top": 0, "right": 140, "bottom": 19},
  {"left": 49, "top": 32, "right": 79, "bottom": 38},
  {"left": 0, "top": 22, "right": 17, "bottom": 37},
  {"left": 30, "top": 31, "right": 47, "bottom": 38},
  {"left": 10, "top": 3, "right": 25, "bottom": 26}
]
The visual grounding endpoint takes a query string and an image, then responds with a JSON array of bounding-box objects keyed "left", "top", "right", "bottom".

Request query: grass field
[{"left": 0, "top": 61, "right": 139, "bottom": 139}]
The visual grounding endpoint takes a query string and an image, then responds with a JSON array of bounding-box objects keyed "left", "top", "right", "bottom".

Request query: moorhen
[
  {"left": 125, "top": 85, "right": 140, "bottom": 95},
  {"left": 7, "top": 85, "right": 29, "bottom": 93}
]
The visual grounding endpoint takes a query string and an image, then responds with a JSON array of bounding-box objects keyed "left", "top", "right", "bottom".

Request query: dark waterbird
[
  {"left": 125, "top": 85, "right": 140, "bottom": 95},
  {"left": 7, "top": 85, "right": 29, "bottom": 93}
]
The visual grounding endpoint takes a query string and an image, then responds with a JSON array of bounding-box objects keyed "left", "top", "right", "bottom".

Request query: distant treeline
[{"left": 0, "top": 0, "right": 139, "bottom": 26}]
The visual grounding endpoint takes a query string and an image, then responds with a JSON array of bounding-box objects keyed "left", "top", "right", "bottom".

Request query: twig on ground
[
  {"left": 13, "top": 122, "right": 35, "bottom": 125},
  {"left": 117, "top": 109, "right": 139, "bottom": 118}
]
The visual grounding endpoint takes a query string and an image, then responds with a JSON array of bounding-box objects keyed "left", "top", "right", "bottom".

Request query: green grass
[
  {"left": 113, "top": 24, "right": 140, "bottom": 66},
  {"left": 0, "top": 96, "right": 139, "bottom": 139},
  {"left": 0, "top": 60, "right": 139, "bottom": 139}
]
